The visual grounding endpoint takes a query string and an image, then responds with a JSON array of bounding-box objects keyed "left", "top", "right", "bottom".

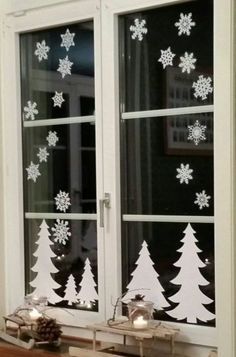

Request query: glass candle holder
[{"left": 128, "top": 300, "right": 154, "bottom": 329}]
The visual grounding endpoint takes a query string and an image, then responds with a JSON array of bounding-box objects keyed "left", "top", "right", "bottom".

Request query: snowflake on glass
[
  {"left": 175, "top": 13, "right": 196, "bottom": 36},
  {"left": 57, "top": 56, "right": 73, "bottom": 78},
  {"left": 46, "top": 131, "right": 59, "bottom": 147},
  {"left": 60, "top": 29, "right": 75, "bottom": 52},
  {"left": 179, "top": 52, "right": 197, "bottom": 74},
  {"left": 176, "top": 163, "right": 193, "bottom": 184},
  {"left": 55, "top": 191, "right": 71, "bottom": 212},
  {"left": 194, "top": 190, "right": 211, "bottom": 210},
  {"left": 158, "top": 47, "right": 175, "bottom": 69},
  {"left": 193, "top": 75, "right": 213, "bottom": 101},
  {"left": 129, "top": 19, "right": 148, "bottom": 41},
  {"left": 188, "top": 120, "right": 207, "bottom": 146},
  {"left": 52, "top": 91, "right": 65, "bottom": 107},
  {"left": 26, "top": 162, "right": 41, "bottom": 183},
  {"left": 23, "top": 101, "right": 39, "bottom": 120},
  {"left": 52, "top": 219, "right": 71, "bottom": 245},
  {"left": 34, "top": 40, "right": 50, "bottom": 62},
  {"left": 37, "top": 147, "right": 49, "bottom": 163}
]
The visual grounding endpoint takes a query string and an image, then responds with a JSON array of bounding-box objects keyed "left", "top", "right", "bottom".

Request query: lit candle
[
  {"left": 29, "top": 308, "right": 42, "bottom": 321},
  {"left": 133, "top": 316, "right": 148, "bottom": 329}
]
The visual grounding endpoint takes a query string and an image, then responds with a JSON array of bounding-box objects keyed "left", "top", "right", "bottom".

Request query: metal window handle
[{"left": 99, "top": 193, "right": 111, "bottom": 228}]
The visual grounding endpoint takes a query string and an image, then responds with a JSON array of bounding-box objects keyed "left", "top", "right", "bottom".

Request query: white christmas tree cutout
[
  {"left": 122, "top": 241, "right": 169, "bottom": 310},
  {"left": 77, "top": 258, "right": 98, "bottom": 308},
  {"left": 64, "top": 274, "right": 78, "bottom": 306},
  {"left": 29, "top": 220, "right": 63, "bottom": 304},
  {"left": 166, "top": 223, "right": 215, "bottom": 323}
]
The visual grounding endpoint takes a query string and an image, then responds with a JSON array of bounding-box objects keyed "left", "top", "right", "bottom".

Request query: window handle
[{"left": 99, "top": 193, "right": 111, "bottom": 228}]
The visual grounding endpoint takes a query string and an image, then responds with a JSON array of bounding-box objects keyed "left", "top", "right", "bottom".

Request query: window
[{"left": 2, "top": 0, "right": 235, "bottom": 354}]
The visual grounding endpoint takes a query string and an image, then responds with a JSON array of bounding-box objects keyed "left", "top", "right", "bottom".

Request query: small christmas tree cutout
[
  {"left": 166, "top": 223, "right": 215, "bottom": 323},
  {"left": 77, "top": 258, "right": 99, "bottom": 308},
  {"left": 122, "top": 241, "right": 169, "bottom": 310},
  {"left": 63, "top": 274, "right": 78, "bottom": 306},
  {"left": 30, "top": 219, "right": 63, "bottom": 304}
]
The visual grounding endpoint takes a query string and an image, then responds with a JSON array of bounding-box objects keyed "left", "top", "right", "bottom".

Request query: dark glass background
[
  {"left": 23, "top": 123, "right": 96, "bottom": 213},
  {"left": 121, "top": 114, "right": 213, "bottom": 216},
  {"left": 120, "top": 0, "right": 215, "bottom": 327},
  {"left": 25, "top": 219, "right": 98, "bottom": 311},
  {"left": 20, "top": 22, "right": 95, "bottom": 120},
  {"left": 122, "top": 222, "right": 215, "bottom": 326},
  {"left": 20, "top": 21, "right": 97, "bottom": 311},
  {"left": 119, "top": 0, "right": 213, "bottom": 112}
]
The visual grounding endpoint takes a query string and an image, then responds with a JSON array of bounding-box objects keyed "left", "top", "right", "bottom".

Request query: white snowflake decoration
[
  {"left": 26, "top": 162, "right": 41, "bottom": 183},
  {"left": 55, "top": 191, "right": 71, "bottom": 212},
  {"left": 52, "top": 219, "right": 71, "bottom": 245},
  {"left": 34, "top": 40, "right": 50, "bottom": 62},
  {"left": 175, "top": 13, "right": 196, "bottom": 36},
  {"left": 37, "top": 147, "right": 49, "bottom": 163},
  {"left": 194, "top": 190, "right": 211, "bottom": 210},
  {"left": 52, "top": 91, "right": 65, "bottom": 108},
  {"left": 193, "top": 75, "right": 213, "bottom": 101},
  {"left": 179, "top": 52, "right": 197, "bottom": 74},
  {"left": 158, "top": 47, "right": 175, "bottom": 69},
  {"left": 60, "top": 29, "right": 75, "bottom": 52},
  {"left": 176, "top": 163, "right": 193, "bottom": 184},
  {"left": 188, "top": 120, "right": 207, "bottom": 146},
  {"left": 129, "top": 19, "right": 148, "bottom": 41},
  {"left": 46, "top": 131, "right": 59, "bottom": 147},
  {"left": 57, "top": 56, "right": 73, "bottom": 78},
  {"left": 23, "top": 101, "right": 39, "bottom": 121}
]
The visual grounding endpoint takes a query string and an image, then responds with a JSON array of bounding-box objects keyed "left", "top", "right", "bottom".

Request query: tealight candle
[
  {"left": 29, "top": 308, "right": 42, "bottom": 321},
  {"left": 133, "top": 316, "right": 148, "bottom": 329}
]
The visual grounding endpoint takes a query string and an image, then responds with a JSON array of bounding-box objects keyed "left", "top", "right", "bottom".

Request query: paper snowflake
[
  {"left": 175, "top": 13, "right": 196, "bottom": 36},
  {"left": 60, "top": 28, "right": 75, "bottom": 52},
  {"left": 193, "top": 75, "right": 213, "bottom": 101},
  {"left": 34, "top": 40, "right": 50, "bottom": 62},
  {"left": 37, "top": 147, "right": 49, "bottom": 163},
  {"left": 26, "top": 162, "right": 41, "bottom": 183},
  {"left": 179, "top": 52, "right": 197, "bottom": 74},
  {"left": 23, "top": 101, "right": 38, "bottom": 120},
  {"left": 158, "top": 47, "right": 175, "bottom": 69},
  {"left": 46, "top": 131, "right": 59, "bottom": 147},
  {"left": 55, "top": 191, "right": 71, "bottom": 212},
  {"left": 129, "top": 19, "right": 148, "bottom": 41},
  {"left": 52, "top": 91, "right": 65, "bottom": 107},
  {"left": 176, "top": 163, "right": 193, "bottom": 184},
  {"left": 52, "top": 219, "right": 71, "bottom": 245},
  {"left": 188, "top": 120, "right": 207, "bottom": 146},
  {"left": 194, "top": 190, "right": 211, "bottom": 210},
  {"left": 57, "top": 56, "right": 73, "bottom": 78}
]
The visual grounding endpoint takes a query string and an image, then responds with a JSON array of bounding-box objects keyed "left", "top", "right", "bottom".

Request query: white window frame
[
  {"left": 2, "top": 0, "right": 106, "bottom": 327},
  {"left": 1, "top": 0, "right": 236, "bottom": 355},
  {"left": 101, "top": 0, "right": 236, "bottom": 356}
]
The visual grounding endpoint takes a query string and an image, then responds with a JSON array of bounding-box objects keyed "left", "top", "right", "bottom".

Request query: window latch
[{"left": 99, "top": 193, "right": 111, "bottom": 228}]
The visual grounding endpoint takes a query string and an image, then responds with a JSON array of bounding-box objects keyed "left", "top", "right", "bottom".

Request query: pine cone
[{"left": 36, "top": 317, "right": 62, "bottom": 342}]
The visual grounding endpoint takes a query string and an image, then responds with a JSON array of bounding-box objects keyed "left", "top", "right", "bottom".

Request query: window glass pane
[
  {"left": 122, "top": 222, "right": 215, "bottom": 327},
  {"left": 119, "top": 0, "right": 214, "bottom": 328},
  {"left": 25, "top": 219, "right": 98, "bottom": 311},
  {"left": 119, "top": 0, "right": 213, "bottom": 112},
  {"left": 20, "top": 22, "right": 94, "bottom": 121},
  {"left": 23, "top": 123, "right": 96, "bottom": 213},
  {"left": 121, "top": 114, "right": 213, "bottom": 216},
  {"left": 21, "top": 20, "right": 98, "bottom": 311}
]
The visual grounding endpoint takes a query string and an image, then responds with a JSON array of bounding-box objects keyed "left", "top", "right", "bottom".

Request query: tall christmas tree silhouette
[
  {"left": 166, "top": 223, "right": 215, "bottom": 323},
  {"left": 122, "top": 241, "right": 169, "bottom": 310},
  {"left": 64, "top": 274, "right": 78, "bottom": 306},
  {"left": 30, "top": 219, "right": 62, "bottom": 304},
  {"left": 77, "top": 258, "right": 99, "bottom": 306}
]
